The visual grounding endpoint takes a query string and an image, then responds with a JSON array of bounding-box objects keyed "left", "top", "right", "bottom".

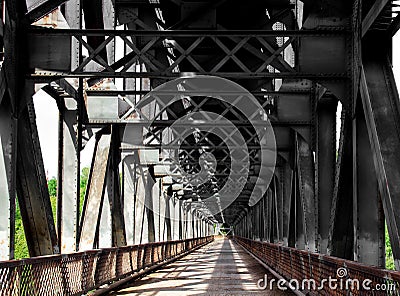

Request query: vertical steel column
[
  {"left": 274, "top": 174, "right": 284, "bottom": 243},
  {"left": 316, "top": 96, "right": 337, "bottom": 253},
  {"left": 17, "top": 98, "right": 59, "bottom": 256},
  {"left": 178, "top": 199, "right": 183, "bottom": 240},
  {"left": 164, "top": 188, "right": 172, "bottom": 241},
  {"left": 78, "top": 133, "right": 111, "bottom": 250},
  {"left": 60, "top": 0, "right": 81, "bottom": 253},
  {"left": 145, "top": 168, "right": 156, "bottom": 243},
  {"left": 151, "top": 178, "right": 160, "bottom": 242},
  {"left": 2, "top": 0, "right": 28, "bottom": 260},
  {"left": 58, "top": 98, "right": 79, "bottom": 253},
  {"left": 353, "top": 99, "right": 385, "bottom": 267},
  {"left": 296, "top": 133, "right": 317, "bottom": 252},
  {"left": 288, "top": 162, "right": 297, "bottom": 248},
  {"left": 265, "top": 189, "right": 271, "bottom": 242},
  {"left": 272, "top": 178, "right": 280, "bottom": 242},
  {"left": 281, "top": 161, "right": 292, "bottom": 246},
  {"left": 0, "top": 99, "right": 16, "bottom": 260},
  {"left": 172, "top": 198, "right": 180, "bottom": 240},
  {"left": 328, "top": 111, "right": 354, "bottom": 260},
  {"left": 360, "top": 55, "right": 400, "bottom": 270},
  {"left": 135, "top": 168, "right": 147, "bottom": 244},
  {"left": 99, "top": 173, "right": 112, "bottom": 248},
  {"left": 122, "top": 154, "right": 135, "bottom": 245},
  {"left": 110, "top": 126, "right": 126, "bottom": 246}
]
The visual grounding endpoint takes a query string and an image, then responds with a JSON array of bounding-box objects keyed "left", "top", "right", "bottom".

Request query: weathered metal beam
[
  {"left": 280, "top": 161, "right": 292, "bottom": 246},
  {"left": 360, "top": 61, "right": 400, "bottom": 270},
  {"left": 16, "top": 100, "right": 59, "bottom": 256},
  {"left": 328, "top": 111, "right": 354, "bottom": 260},
  {"left": 4, "top": 0, "right": 27, "bottom": 114},
  {"left": 288, "top": 166, "right": 302, "bottom": 248},
  {"left": 25, "top": 0, "right": 68, "bottom": 23},
  {"left": 316, "top": 96, "right": 337, "bottom": 254},
  {"left": 165, "top": 193, "right": 172, "bottom": 241},
  {"left": 59, "top": 97, "right": 78, "bottom": 253},
  {"left": 28, "top": 27, "right": 349, "bottom": 37},
  {"left": 122, "top": 154, "right": 136, "bottom": 245},
  {"left": 135, "top": 167, "right": 147, "bottom": 244},
  {"left": 0, "top": 70, "right": 6, "bottom": 106},
  {"left": 296, "top": 133, "right": 317, "bottom": 252},
  {"left": 109, "top": 125, "right": 126, "bottom": 247},
  {"left": 29, "top": 71, "right": 349, "bottom": 81},
  {"left": 2, "top": 0, "right": 29, "bottom": 260},
  {"left": 353, "top": 92, "right": 385, "bottom": 268},
  {"left": 0, "top": 96, "right": 17, "bottom": 260},
  {"left": 78, "top": 133, "right": 111, "bottom": 251},
  {"left": 145, "top": 169, "right": 156, "bottom": 242}
]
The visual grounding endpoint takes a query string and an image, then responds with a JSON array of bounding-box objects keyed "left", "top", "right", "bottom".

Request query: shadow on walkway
[{"left": 110, "top": 238, "right": 293, "bottom": 295}]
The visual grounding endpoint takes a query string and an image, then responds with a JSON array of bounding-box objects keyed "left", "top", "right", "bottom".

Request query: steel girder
[
  {"left": 1, "top": 0, "right": 400, "bottom": 275},
  {"left": 0, "top": 96, "right": 17, "bottom": 260},
  {"left": 328, "top": 110, "right": 354, "bottom": 260},
  {"left": 316, "top": 95, "right": 337, "bottom": 254},
  {"left": 359, "top": 58, "right": 400, "bottom": 269}
]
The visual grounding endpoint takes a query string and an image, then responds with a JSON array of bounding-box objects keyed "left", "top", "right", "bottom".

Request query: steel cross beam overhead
[{"left": 1, "top": 0, "right": 400, "bottom": 295}]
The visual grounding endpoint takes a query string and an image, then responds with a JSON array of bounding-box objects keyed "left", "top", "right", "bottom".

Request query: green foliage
[
  {"left": 14, "top": 201, "right": 29, "bottom": 259},
  {"left": 80, "top": 167, "right": 90, "bottom": 214},
  {"left": 386, "top": 224, "right": 395, "bottom": 270},
  {"left": 14, "top": 169, "right": 90, "bottom": 259},
  {"left": 48, "top": 178, "right": 57, "bottom": 197}
]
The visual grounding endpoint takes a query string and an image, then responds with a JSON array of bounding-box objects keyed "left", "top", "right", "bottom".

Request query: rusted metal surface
[
  {"left": 0, "top": 236, "right": 213, "bottom": 296},
  {"left": 235, "top": 236, "right": 400, "bottom": 295}
]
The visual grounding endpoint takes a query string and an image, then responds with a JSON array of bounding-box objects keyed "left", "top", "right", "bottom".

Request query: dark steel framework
[{"left": 1, "top": 0, "right": 400, "bottom": 293}]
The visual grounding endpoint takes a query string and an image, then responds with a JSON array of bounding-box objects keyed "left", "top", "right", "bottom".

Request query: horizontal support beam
[
  {"left": 28, "top": 28, "right": 350, "bottom": 37},
  {"left": 86, "top": 90, "right": 312, "bottom": 96},
  {"left": 29, "top": 72, "right": 348, "bottom": 81},
  {"left": 87, "top": 119, "right": 311, "bottom": 127}
]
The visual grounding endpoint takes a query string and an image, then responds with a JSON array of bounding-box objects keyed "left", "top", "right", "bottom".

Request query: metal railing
[
  {"left": 235, "top": 236, "right": 400, "bottom": 295},
  {"left": 0, "top": 236, "right": 213, "bottom": 296}
]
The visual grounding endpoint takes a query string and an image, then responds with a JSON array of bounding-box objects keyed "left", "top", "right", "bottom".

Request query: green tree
[
  {"left": 80, "top": 167, "right": 90, "bottom": 214},
  {"left": 14, "top": 168, "right": 90, "bottom": 259},
  {"left": 48, "top": 178, "right": 57, "bottom": 197},
  {"left": 14, "top": 200, "right": 29, "bottom": 259},
  {"left": 386, "top": 224, "right": 395, "bottom": 270}
]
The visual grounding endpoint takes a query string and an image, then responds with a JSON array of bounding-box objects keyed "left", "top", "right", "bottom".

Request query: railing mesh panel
[
  {"left": 235, "top": 236, "right": 400, "bottom": 295},
  {"left": 0, "top": 236, "right": 214, "bottom": 295}
]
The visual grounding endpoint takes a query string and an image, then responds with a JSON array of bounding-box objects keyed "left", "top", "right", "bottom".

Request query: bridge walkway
[{"left": 110, "top": 238, "right": 293, "bottom": 296}]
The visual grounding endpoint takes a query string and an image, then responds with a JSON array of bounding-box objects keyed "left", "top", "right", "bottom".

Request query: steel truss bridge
[{"left": 1, "top": 0, "right": 400, "bottom": 295}]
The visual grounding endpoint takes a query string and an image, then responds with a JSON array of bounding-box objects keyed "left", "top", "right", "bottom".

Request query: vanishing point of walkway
[{"left": 110, "top": 238, "right": 294, "bottom": 295}]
